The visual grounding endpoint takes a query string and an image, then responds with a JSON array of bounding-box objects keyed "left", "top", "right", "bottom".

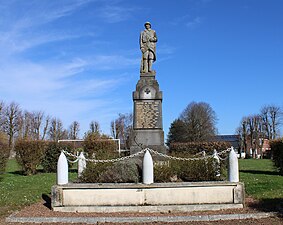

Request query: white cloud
[
  {"left": 170, "top": 15, "right": 203, "bottom": 29},
  {"left": 98, "top": 4, "right": 137, "bottom": 23},
  {"left": 186, "top": 16, "right": 202, "bottom": 28}
]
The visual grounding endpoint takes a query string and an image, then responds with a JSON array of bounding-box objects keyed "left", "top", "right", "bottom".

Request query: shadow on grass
[
  {"left": 248, "top": 198, "right": 283, "bottom": 215},
  {"left": 42, "top": 194, "right": 52, "bottom": 210},
  {"left": 240, "top": 170, "right": 280, "bottom": 176},
  {"left": 8, "top": 168, "right": 77, "bottom": 176}
]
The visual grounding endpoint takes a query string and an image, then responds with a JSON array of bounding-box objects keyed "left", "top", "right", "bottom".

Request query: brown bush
[
  {"left": 14, "top": 139, "right": 46, "bottom": 175},
  {"left": 83, "top": 133, "right": 118, "bottom": 159},
  {"left": 0, "top": 132, "right": 9, "bottom": 175}
]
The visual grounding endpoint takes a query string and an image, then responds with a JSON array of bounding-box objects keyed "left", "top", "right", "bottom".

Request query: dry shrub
[
  {"left": 83, "top": 133, "right": 118, "bottom": 159},
  {"left": 14, "top": 139, "right": 46, "bottom": 175}
]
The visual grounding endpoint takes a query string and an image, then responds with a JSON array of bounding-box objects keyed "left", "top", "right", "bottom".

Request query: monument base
[
  {"left": 52, "top": 182, "right": 245, "bottom": 213},
  {"left": 130, "top": 129, "right": 166, "bottom": 154}
]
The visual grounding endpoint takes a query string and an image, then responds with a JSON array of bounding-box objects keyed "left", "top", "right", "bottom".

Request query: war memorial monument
[
  {"left": 130, "top": 21, "right": 166, "bottom": 154},
  {"left": 51, "top": 22, "right": 244, "bottom": 213}
]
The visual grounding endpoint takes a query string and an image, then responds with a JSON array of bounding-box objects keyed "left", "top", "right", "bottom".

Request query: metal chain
[
  {"left": 66, "top": 158, "right": 79, "bottom": 163},
  {"left": 61, "top": 148, "right": 231, "bottom": 164},
  {"left": 216, "top": 148, "right": 231, "bottom": 161},
  {"left": 85, "top": 149, "right": 147, "bottom": 163},
  {"left": 147, "top": 149, "right": 214, "bottom": 161},
  {"left": 62, "top": 149, "right": 147, "bottom": 163},
  {"left": 217, "top": 148, "right": 231, "bottom": 155}
]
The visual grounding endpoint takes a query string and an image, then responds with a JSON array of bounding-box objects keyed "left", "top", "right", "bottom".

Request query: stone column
[{"left": 130, "top": 71, "right": 166, "bottom": 154}]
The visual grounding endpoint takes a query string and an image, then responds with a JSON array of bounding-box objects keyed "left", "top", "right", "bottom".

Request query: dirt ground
[{"left": 1, "top": 197, "right": 283, "bottom": 225}]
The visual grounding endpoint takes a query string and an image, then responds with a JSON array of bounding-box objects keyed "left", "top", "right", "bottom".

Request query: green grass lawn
[
  {"left": 239, "top": 159, "right": 283, "bottom": 199},
  {"left": 0, "top": 159, "right": 77, "bottom": 217},
  {"left": 0, "top": 158, "right": 282, "bottom": 217}
]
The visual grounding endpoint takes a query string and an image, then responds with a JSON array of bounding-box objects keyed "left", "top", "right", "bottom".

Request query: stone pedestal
[{"left": 130, "top": 71, "right": 166, "bottom": 154}]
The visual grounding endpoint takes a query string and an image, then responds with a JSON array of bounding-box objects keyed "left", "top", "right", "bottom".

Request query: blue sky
[{"left": 0, "top": 0, "right": 282, "bottom": 138}]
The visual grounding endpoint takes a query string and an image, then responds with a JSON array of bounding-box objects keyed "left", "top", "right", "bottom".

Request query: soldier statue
[{"left": 140, "top": 22, "right": 157, "bottom": 73}]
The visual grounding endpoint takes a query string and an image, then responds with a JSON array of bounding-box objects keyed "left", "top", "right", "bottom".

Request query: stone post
[
  {"left": 143, "top": 150, "right": 154, "bottom": 184},
  {"left": 78, "top": 152, "right": 86, "bottom": 177},
  {"left": 57, "top": 152, "right": 68, "bottom": 185},
  {"left": 228, "top": 147, "right": 239, "bottom": 182}
]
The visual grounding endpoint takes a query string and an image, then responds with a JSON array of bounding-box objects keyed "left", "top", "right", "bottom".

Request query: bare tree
[
  {"left": 3, "top": 102, "right": 22, "bottom": 148},
  {"left": 236, "top": 117, "right": 248, "bottom": 156},
  {"left": 48, "top": 118, "right": 68, "bottom": 142},
  {"left": 110, "top": 120, "right": 119, "bottom": 139},
  {"left": 179, "top": 102, "right": 217, "bottom": 142},
  {"left": 16, "top": 110, "right": 46, "bottom": 140},
  {"left": 269, "top": 105, "right": 281, "bottom": 139},
  {"left": 89, "top": 121, "right": 100, "bottom": 134},
  {"left": 261, "top": 106, "right": 271, "bottom": 140},
  {"left": 238, "top": 115, "right": 264, "bottom": 158},
  {"left": 260, "top": 105, "right": 281, "bottom": 140},
  {"left": 69, "top": 121, "right": 80, "bottom": 139},
  {"left": 42, "top": 115, "right": 50, "bottom": 140},
  {"left": 111, "top": 113, "right": 133, "bottom": 149},
  {"left": 17, "top": 110, "right": 32, "bottom": 139},
  {"left": 32, "top": 111, "right": 44, "bottom": 140},
  {"left": 0, "top": 101, "right": 5, "bottom": 132}
]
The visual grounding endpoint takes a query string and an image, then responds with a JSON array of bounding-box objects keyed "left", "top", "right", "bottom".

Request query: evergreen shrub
[
  {"left": 154, "top": 151, "right": 227, "bottom": 182},
  {"left": 41, "top": 141, "right": 74, "bottom": 173},
  {"left": 79, "top": 160, "right": 140, "bottom": 183},
  {"left": 270, "top": 139, "right": 283, "bottom": 175}
]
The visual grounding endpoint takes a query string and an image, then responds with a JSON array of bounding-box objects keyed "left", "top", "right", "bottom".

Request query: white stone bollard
[
  {"left": 78, "top": 152, "right": 86, "bottom": 177},
  {"left": 143, "top": 150, "right": 154, "bottom": 184},
  {"left": 57, "top": 152, "right": 68, "bottom": 185},
  {"left": 228, "top": 147, "right": 239, "bottom": 182}
]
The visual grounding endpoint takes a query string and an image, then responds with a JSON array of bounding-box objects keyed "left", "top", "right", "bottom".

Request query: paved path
[{"left": 6, "top": 212, "right": 275, "bottom": 224}]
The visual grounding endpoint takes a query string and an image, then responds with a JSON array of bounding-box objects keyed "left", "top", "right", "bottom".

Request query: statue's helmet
[{"left": 144, "top": 21, "right": 151, "bottom": 27}]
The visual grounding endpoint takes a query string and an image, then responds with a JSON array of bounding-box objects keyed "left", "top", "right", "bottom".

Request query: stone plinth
[
  {"left": 52, "top": 182, "right": 245, "bottom": 213},
  {"left": 130, "top": 71, "right": 166, "bottom": 153}
]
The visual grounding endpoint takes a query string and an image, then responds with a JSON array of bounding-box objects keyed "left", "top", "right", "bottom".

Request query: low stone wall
[{"left": 52, "top": 182, "right": 245, "bottom": 213}]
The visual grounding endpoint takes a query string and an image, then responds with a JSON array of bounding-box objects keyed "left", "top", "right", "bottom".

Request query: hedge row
[
  {"left": 79, "top": 150, "right": 227, "bottom": 183},
  {"left": 83, "top": 133, "right": 118, "bottom": 159},
  {"left": 169, "top": 141, "right": 231, "bottom": 155},
  {"left": 12, "top": 137, "right": 229, "bottom": 182},
  {"left": 270, "top": 139, "right": 283, "bottom": 175},
  {"left": 0, "top": 132, "right": 9, "bottom": 175},
  {"left": 14, "top": 135, "right": 118, "bottom": 175},
  {"left": 79, "top": 160, "right": 140, "bottom": 183}
]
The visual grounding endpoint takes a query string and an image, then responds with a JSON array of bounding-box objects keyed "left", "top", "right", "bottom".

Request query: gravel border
[{"left": 6, "top": 212, "right": 276, "bottom": 224}]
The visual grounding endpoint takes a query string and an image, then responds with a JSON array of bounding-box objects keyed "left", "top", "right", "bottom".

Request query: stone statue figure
[{"left": 140, "top": 22, "right": 157, "bottom": 73}]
